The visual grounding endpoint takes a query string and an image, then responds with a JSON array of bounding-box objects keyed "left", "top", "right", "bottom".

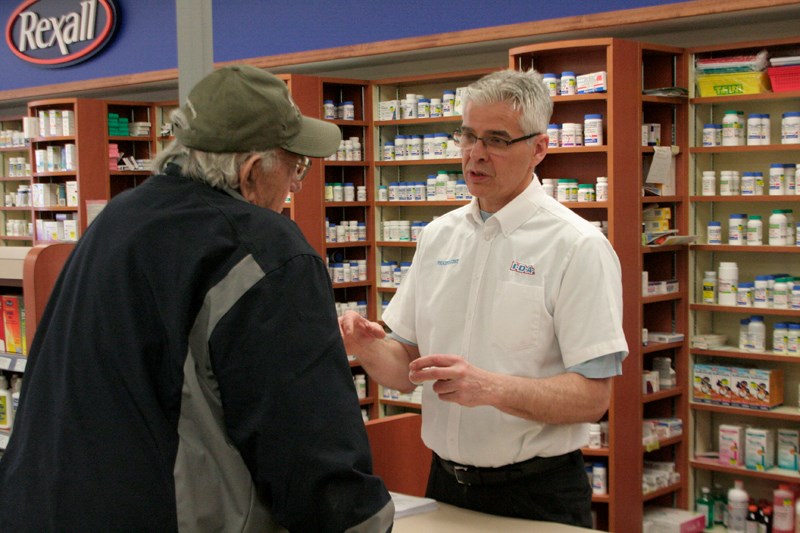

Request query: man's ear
[{"left": 238, "top": 154, "right": 261, "bottom": 202}]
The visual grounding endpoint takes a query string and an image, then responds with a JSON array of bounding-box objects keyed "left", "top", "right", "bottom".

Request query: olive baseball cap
[{"left": 174, "top": 65, "right": 341, "bottom": 157}]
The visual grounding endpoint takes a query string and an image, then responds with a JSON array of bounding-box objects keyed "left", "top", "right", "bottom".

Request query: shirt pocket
[{"left": 492, "top": 281, "right": 543, "bottom": 353}]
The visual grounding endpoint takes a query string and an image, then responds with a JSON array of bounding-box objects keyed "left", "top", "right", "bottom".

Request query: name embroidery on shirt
[
  {"left": 437, "top": 259, "right": 459, "bottom": 266},
  {"left": 509, "top": 260, "right": 535, "bottom": 276}
]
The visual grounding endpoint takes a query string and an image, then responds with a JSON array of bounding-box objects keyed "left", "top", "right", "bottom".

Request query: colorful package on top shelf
[
  {"left": 767, "top": 55, "right": 800, "bottom": 92},
  {"left": 695, "top": 49, "right": 771, "bottom": 96}
]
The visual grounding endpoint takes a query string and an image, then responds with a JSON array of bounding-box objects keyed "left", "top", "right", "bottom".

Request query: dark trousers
[{"left": 425, "top": 450, "right": 593, "bottom": 528}]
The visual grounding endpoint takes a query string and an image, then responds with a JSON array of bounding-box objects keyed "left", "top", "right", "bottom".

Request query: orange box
[
  {"left": 2, "top": 295, "right": 25, "bottom": 355},
  {"left": 741, "top": 367, "right": 783, "bottom": 410}
]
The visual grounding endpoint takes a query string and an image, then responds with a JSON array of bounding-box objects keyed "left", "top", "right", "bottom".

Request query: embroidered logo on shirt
[
  {"left": 437, "top": 259, "right": 459, "bottom": 266},
  {"left": 509, "top": 260, "right": 535, "bottom": 275}
]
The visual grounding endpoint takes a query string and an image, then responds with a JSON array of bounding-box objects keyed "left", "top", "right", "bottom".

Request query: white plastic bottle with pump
[
  {"left": 0, "top": 375, "right": 12, "bottom": 430},
  {"left": 773, "top": 484, "right": 795, "bottom": 533},
  {"left": 11, "top": 376, "right": 21, "bottom": 422},
  {"left": 727, "top": 479, "right": 749, "bottom": 533},
  {"left": 718, "top": 262, "right": 739, "bottom": 306}
]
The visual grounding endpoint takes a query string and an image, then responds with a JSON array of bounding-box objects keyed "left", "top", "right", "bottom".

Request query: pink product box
[{"left": 719, "top": 424, "right": 745, "bottom": 467}]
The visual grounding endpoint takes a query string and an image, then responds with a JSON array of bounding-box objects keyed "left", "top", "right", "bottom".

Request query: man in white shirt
[{"left": 339, "top": 69, "right": 628, "bottom": 527}]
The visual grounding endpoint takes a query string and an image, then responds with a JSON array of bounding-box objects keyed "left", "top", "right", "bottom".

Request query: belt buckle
[{"left": 452, "top": 465, "right": 473, "bottom": 485}]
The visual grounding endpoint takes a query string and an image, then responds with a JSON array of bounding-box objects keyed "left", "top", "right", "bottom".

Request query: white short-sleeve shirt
[{"left": 382, "top": 177, "right": 628, "bottom": 467}]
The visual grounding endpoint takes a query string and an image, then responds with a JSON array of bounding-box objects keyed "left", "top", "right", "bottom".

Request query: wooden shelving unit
[
  {"left": 509, "top": 38, "right": 690, "bottom": 532},
  {"left": 0, "top": 116, "right": 33, "bottom": 246},
  {"left": 687, "top": 36, "right": 800, "bottom": 520},
  {"left": 28, "top": 98, "right": 108, "bottom": 241}
]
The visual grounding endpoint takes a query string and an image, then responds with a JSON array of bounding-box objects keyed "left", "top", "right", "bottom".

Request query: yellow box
[{"left": 696, "top": 71, "right": 771, "bottom": 97}]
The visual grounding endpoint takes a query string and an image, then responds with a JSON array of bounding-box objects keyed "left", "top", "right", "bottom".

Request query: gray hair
[
  {"left": 463, "top": 69, "right": 553, "bottom": 136},
  {"left": 153, "top": 108, "right": 278, "bottom": 189}
]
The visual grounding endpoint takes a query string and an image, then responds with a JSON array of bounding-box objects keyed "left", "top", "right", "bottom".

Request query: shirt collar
[{"left": 466, "top": 175, "right": 545, "bottom": 236}]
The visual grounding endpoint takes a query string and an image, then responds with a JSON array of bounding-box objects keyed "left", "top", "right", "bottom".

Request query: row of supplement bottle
[
  {"left": 377, "top": 89, "right": 468, "bottom": 121},
  {"left": 706, "top": 263, "right": 799, "bottom": 308},
  {"left": 0, "top": 130, "right": 27, "bottom": 148},
  {"left": 703, "top": 110, "right": 800, "bottom": 146},
  {"left": 541, "top": 177, "right": 608, "bottom": 203},
  {"left": 707, "top": 209, "right": 797, "bottom": 246},
  {"left": 546, "top": 115, "right": 604, "bottom": 147},
  {"left": 380, "top": 261, "right": 412, "bottom": 288},
  {"left": 542, "top": 71, "right": 607, "bottom": 96},
  {"left": 379, "top": 179, "right": 470, "bottom": 202},
  {"left": 322, "top": 100, "right": 357, "bottom": 121},
  {"left": 325, "top": 219, "right": 367, "bottom": 243},
  {"left": 328, "top": 259, "right": 368, "bottom": 284},
  {"left": 696, "top": 481, "right": 800, "bottom": 533},
  {"left": 334, "top": 300, "right": 368, "bottom": 319},
  {"left": 700, "top": 164, "right": 798, "bottom": 196},
  {"left": 325, "top": 137, "right": 362, "bottom": 161},
  {"left": 381, "top": 220, "right": 428, "bottom": 242},
  {"left": 738, "top": 315, "right": 800, "bottom": 354},
  {"left": 382, "top": 133, "right": 461, "bottom": 161},
  {"left": 324, "top": 183, "right": 367, "bottom": 203}
]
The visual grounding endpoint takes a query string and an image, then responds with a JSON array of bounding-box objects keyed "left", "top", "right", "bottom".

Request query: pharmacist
[{"left": 340, "top": 69, "right": 627, "bottom": 527}]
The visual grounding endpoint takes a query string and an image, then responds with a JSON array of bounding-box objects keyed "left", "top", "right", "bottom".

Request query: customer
[
  {"left": 339, "top": 69, "right": 627, "bottom": 527},
  {"left": 0, "top": 66, "right": 393, "bottom": 532}
]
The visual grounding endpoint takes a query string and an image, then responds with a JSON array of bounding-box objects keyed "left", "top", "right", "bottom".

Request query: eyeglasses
[
  {"left": 278, "top": 154, "right": 312, "bottom": 181},
  {"left": 453, "top": 130, "right": 540, "bottom": 151}
]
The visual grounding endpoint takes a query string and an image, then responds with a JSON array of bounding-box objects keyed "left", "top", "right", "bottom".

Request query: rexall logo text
[{"left": 6, "top": 0, "right": 118, "bottom": 68}]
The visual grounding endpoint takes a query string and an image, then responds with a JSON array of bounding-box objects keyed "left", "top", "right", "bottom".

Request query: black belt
[{"left": 436, "top": 450, "right": 579, "bottom": 486}]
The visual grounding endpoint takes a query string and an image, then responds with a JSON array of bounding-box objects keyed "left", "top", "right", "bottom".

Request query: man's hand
[
  {"left": 338, "top": 310, "right": 386, "bottom": 356},
  {"left": 408, "top": 354, "right": 494, "bottom": 407}
]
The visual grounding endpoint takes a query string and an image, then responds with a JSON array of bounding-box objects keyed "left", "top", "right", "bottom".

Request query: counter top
[{"left": 394, "top": 501, "right": 595, "bottom": 532}]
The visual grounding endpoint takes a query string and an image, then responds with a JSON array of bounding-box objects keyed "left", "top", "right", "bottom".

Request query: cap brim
[{"left": 282, "top": 116, "right": 342, "bottom": 158}]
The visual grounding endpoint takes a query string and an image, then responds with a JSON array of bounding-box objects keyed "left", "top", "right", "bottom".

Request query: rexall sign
[{"left": 6, "top": 0, "right": 118, "bottom": 67}]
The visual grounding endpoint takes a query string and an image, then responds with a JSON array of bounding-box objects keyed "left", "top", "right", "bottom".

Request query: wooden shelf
[
  {"left": 643, "top": 481, "right": 684, "bottom": 502},
  {"left": 691, "top": 456, "right": 800, "bottom": 483},
  {"left": 381, "top": 399, "right": 421, "bottom": 409},
  {"left": 690, "top": 194, "right": 799, "bottom": 203},
  {"left": 690, "top": 144, "right": 800, "bottom": 153},
  {"left": 374, "top": 159, "right": 460, "bottom": 167},
  {"left": 643, "top": 388, "right": 683, "bottom": 404},
  {"left": 376, "top": 241, "right": 416, "bottom": 248},
  {"left": 375, "top": 200, "right": 468, "bottom": 207},
  {"left": 690, "top": 303, "right": 800, "bottom": 317},
  {"left": 691, "top": 402, "right": 800, "bottom": 422},
  {"left": 691, "top": 244, "right": 799, "bottom": 253},
  {"left": 691, "top": 347, "right": 800, "bottom": 364}
]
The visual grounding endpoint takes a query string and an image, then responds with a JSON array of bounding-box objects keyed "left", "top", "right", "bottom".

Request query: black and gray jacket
[{"left": 0, "top": 167, "right": 393, "bottom": 532}]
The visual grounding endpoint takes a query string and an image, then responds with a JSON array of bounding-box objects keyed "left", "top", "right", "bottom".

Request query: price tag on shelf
[
  {"left": 0, "top": 432, "right": 9, "bottom": 450},
  {"left": 14, "top": 358, "right": 26, "bottom": 373},
  {"left": 0, "top": 356, "right": 11, "bottom": 371}
]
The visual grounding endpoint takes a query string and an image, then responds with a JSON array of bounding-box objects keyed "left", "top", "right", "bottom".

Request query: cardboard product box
[
  {"left": 777, "top": 428, "right": 799, "bottom": 470},
  {"left": 65, "top": 181, "right": 78, "bottom": 207},
  {"left": 62, "top": 219, "right": 78, "bottom": 242},
  {"left": 42, "top": 220, "right": 60, "bottom": 242},
  {"left": 643, "top": 507, "right": 705, "bottom": 533},
  {"left": 46, "top": 145, "right": 62, "bottom": 172},
  {"left": 742, "top": 367, "right": 784, "bottom": 410},
  {"left": 48, "top": 109, "right": 62, "bottom": 137},
  {"left": 0, "top": 297, "right": 5, "bottom": 353},
  {"left": 745, "top": 427, "right": 775, "bottom": 471},
  {"left": 692, "top": 363, "right": 715, "bottom": 403},
  {"left": 712, "top": 366, "right": 734, "bottom": 406},
  {"left": 31, "top": 183, "right": 58, "bottom": 207},
  {"left": 2, "top": 295, "right": 24, "bottom": 355},
  {"left": 61, "top": 110, "right": 74, "bottom": 136},
  {"left": 379, "top": 100, "right": 400, "bottom": 121},
  {"left": 730, "top": 366, "right": 754, "bottom": 408},
  {"left": 719, "top": 424, "right": 745, "bottom": 466},
  {"left": 576, "top": 71, "right": 607, "bottom": 94}
]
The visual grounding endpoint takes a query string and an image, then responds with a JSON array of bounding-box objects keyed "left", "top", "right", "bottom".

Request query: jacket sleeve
[{"left": 209, "top": 253, "right": 393, "bottom": 532}]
